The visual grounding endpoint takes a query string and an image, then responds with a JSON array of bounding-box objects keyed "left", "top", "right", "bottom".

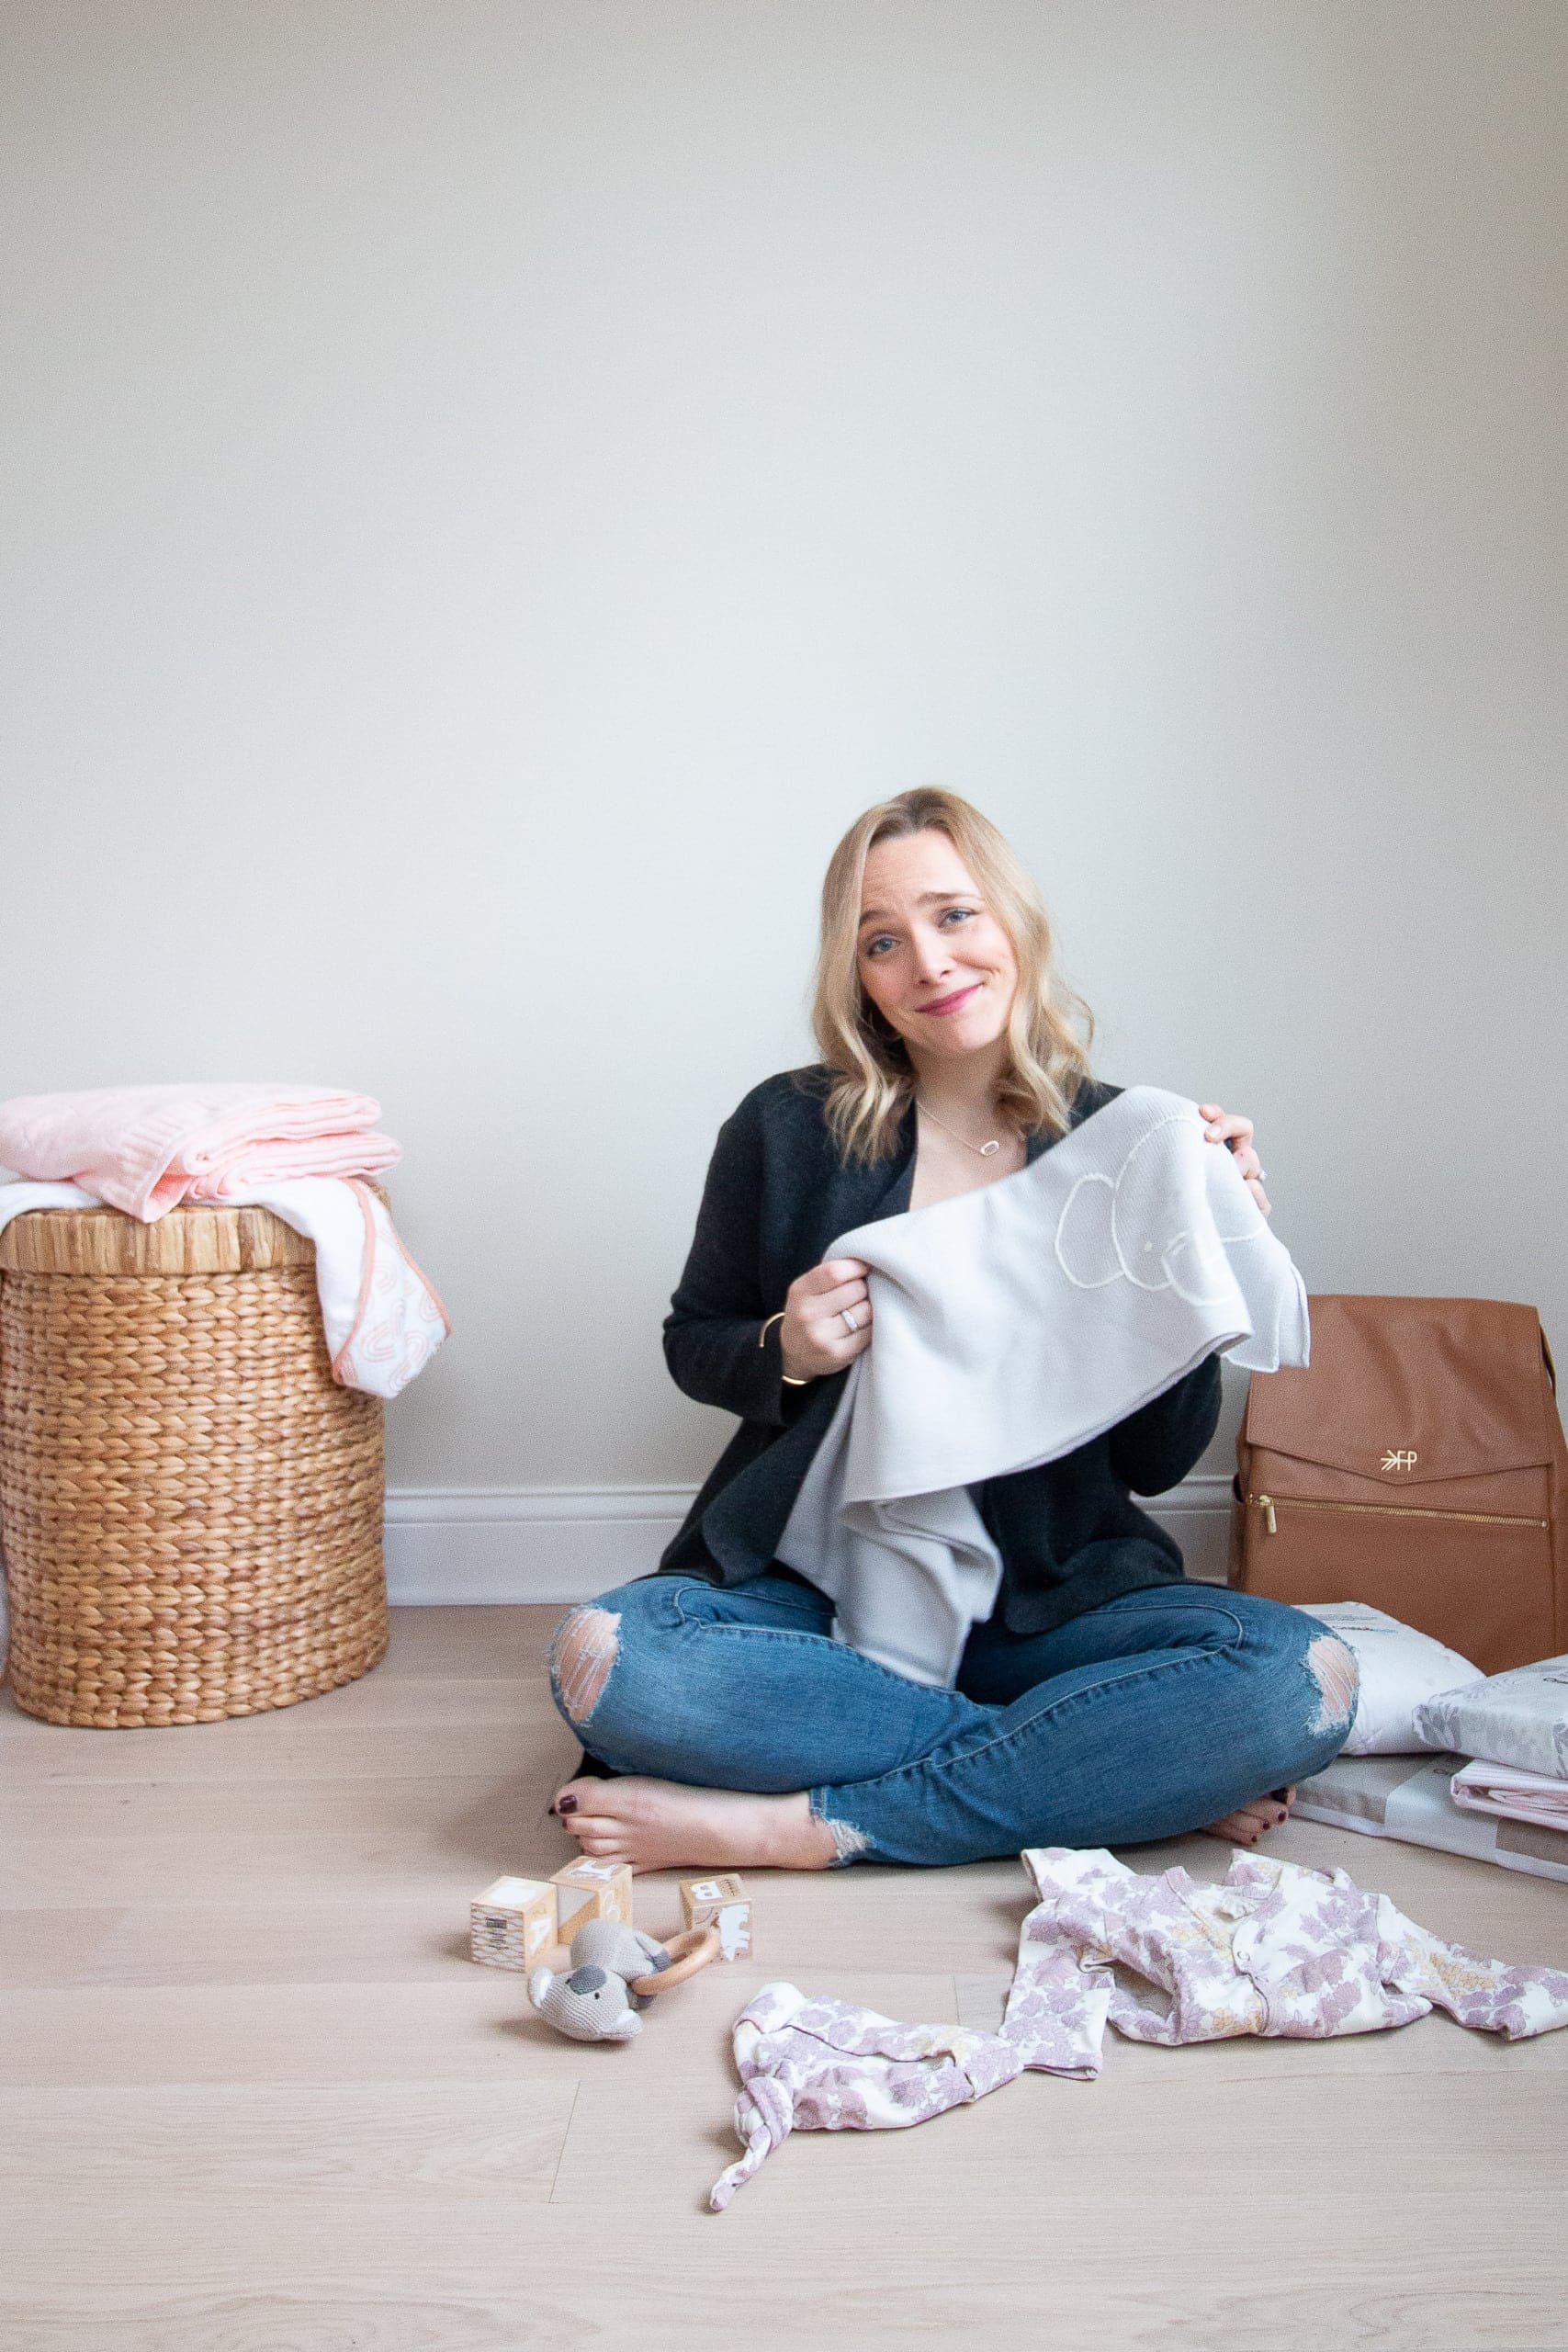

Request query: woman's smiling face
[{"left": 856, "top": 829, "right": 1020, "bottom": 1063}]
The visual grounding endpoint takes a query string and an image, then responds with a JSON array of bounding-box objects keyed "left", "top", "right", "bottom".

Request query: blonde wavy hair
[{"left": 810, "top": 787, "right": 1097, "bottom": 1165}]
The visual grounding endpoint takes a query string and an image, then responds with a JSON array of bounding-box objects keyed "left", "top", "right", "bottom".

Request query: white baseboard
[{"left": 385, "top": 1474, "right": 1234, "bottom": 1604}]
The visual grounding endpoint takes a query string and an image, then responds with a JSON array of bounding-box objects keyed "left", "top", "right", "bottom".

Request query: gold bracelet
[{"left": 759, "top": 1309, "right": 809, "bottom": 1385}]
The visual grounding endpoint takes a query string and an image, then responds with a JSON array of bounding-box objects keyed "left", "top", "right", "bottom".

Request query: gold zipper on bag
[{"left": 1247, "top": 1491, "right": 1549, "bottom": 1538}]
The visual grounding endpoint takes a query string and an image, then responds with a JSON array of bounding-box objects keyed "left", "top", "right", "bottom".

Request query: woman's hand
[
  {"left": 780, "top": 1257, "right": 874, "bottom": 1382},
  {"left": 1198, "top": 1102, "right": 1270, "bottom": 1217}
]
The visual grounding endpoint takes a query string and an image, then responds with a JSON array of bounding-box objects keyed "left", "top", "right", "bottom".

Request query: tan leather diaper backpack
[{"left": 1229, "top": 1295, "right": 1568, "bottom": 1674}]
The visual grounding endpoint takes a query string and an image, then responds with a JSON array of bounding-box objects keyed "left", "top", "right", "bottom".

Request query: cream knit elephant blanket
[{"left": 777, "top": 1085, "right": 1310, "bottom": 1687}]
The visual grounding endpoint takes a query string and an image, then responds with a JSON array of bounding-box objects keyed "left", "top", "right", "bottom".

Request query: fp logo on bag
[{"left": 1381, "top": 1449, "right": 1419, "bottom": 1472}]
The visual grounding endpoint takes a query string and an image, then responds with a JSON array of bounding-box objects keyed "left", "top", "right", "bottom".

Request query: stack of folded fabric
[
  {"left": 1292, "top": 1752, "right": 1568, "bottom": 1885},
  {"left": 1451, "top": 1763, "right": 1568, "bottom": 1830},
  {"left": 1288, "top": 1604, "right": 1568, "bottom": 1885},
  {"left": 0, "top": 1082, "right": 400, "bottom": 1219},
  {"left": 0, "top": 1083, "right": 447, "bottom": 1399},
  {"left": 1417, "top": 1657, "right": 1568, "bottom": 1835}
]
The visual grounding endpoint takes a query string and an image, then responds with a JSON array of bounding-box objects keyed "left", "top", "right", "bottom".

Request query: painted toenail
[{"left": 557, "top": 1794, "right": 578, "bottom": 1814}]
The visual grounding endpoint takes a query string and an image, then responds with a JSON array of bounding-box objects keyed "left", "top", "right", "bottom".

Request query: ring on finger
[{"left": 841, "top": 1306, "right": 862, "bottom": 1334}]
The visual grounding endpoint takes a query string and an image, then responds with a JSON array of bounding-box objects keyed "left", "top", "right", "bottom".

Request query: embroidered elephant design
[{"left": 1054, "top": 1112, "right": 1259, "bottom": 1306}]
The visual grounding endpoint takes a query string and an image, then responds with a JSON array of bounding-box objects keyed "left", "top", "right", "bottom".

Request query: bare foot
[
  {"left": 1199, "top": 1785, "right": 1297, "bottom": 1848},
  {"left": 552, "top": 1774, "right": 838, "bottom": 1873}
]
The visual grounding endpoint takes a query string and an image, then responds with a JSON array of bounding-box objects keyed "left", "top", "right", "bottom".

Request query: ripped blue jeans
[{"left": 547, "top": 1573, "right": 1359, "bottom": 1867}]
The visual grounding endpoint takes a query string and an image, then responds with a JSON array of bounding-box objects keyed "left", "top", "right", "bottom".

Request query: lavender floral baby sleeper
[{"left": 1005, "top": 1848, "right": 1568, "bottom": 2059}]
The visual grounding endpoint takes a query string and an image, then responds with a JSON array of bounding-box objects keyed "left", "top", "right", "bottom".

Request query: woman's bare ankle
[{"left": 761, "top": 1792, "right": 840, "bottom": 1871}]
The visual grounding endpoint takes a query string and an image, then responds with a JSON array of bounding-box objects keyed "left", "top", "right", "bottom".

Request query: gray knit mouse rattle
[{"left": 528, "top": 1917, "right": 720, "bottom": 2042}]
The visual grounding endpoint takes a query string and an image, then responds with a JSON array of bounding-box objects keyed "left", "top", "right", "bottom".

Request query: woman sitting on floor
[{"left": 547, "top": 788, "right": 1358, "bottom": 1870}]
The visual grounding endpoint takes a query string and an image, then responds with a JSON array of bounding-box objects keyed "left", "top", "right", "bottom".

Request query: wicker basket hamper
[{"left": 0, "top": 1199, "right": 388, "bottom": 1726}]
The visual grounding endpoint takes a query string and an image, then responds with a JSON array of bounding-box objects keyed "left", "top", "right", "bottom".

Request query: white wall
[{"left": 3, "top": 3, "right": 1563, "bottom": 1544}]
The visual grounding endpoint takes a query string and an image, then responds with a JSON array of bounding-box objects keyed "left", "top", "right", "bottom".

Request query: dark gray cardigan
[{"left": 658, "top": 1066, "right": 1221, "bottom": 1638}]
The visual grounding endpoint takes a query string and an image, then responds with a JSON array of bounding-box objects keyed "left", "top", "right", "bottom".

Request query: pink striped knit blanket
[{"left": 0, "top": 1083, "right": 400, "bottom": 1222}]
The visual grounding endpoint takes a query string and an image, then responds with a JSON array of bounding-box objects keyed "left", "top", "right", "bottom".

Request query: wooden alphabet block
[
  {"left": 679, "top": 1873, "right": 753, "bottom": 1960},
  {"left": 470, "top": 1876, "right": 558, "bottom": 1971},
  {"left": 551, "top": 1858, "right": 633, "bottom": 1940}
]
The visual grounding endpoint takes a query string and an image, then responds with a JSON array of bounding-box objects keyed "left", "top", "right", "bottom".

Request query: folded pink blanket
[
  {"left": 1450, "top": 1760, "right": 1568, "bottom": 1831},
  {"left": 0, "top": 1084, "right": 400, "bottom": 1222}
]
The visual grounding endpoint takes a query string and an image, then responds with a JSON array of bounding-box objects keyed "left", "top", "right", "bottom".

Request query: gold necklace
[{"left": 915, "top": 1097, "right": 1009, "bottom": 1159}]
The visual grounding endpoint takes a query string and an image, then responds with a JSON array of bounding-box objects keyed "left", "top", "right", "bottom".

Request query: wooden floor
[{"left": 6, "top": 1604, "right": 1568, "bottom": 2351}]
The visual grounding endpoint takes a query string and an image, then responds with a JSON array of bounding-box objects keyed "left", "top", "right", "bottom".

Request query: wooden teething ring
[{"left": 627, "top": 1923, "right": 720, "bottom": 1996}]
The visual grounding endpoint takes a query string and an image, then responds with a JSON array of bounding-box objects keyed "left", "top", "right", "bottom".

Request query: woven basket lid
[{"left": 0, "top": 1201, "right": 317, "bottom": 1277}]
